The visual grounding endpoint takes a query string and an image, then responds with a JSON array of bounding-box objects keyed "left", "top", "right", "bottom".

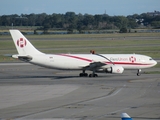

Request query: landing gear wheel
[
  {"left": 84, "top": 73, "right": 88, "bottom": 77},
  {"left": 137, "top": 72, "right": 141, "bottom": 76},
  {"left": 79, "top": 73, "right": 83, "bottom": 77},
  {"left": 89, "top": 74, "right": 98, "bottom": 77},
  {"left": 79, "top": 73, "right": 88, "bottom": 77},
  {"left": 94, "top": 74, "right": 98, "bottom": 77},
  {"left": 89, "top": 74, "right": 92, "bottom": 77},
  {"left": 137, "top": 69, "right": 141, "bottom": 76}
]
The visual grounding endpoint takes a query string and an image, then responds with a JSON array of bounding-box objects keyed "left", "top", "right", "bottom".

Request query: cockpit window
[{"left": 149, "top": 58, "right": 153, "bottom": 60}]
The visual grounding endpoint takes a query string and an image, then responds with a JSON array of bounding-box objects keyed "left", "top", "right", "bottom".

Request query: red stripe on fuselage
[
  {"left": 58, "top": 54, "right": 92, "bottom": 62},
  {"left": 57, "top": 54, "right": 152, "bottom": 66},
  {"left": 105, "top": 62, "right": 151, "bottom": 66}
]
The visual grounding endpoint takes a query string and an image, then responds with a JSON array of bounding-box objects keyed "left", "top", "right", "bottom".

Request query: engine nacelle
[{"left": 105, "top": 66, "right": 124, "bottom": 74}]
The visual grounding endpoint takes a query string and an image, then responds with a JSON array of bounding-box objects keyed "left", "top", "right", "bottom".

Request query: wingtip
[
  {"left": 121, "top": 113, "right": 132, "bottom": 120},
  {"left": 121, "top": 113, "right": 131, "bottom": 118}
]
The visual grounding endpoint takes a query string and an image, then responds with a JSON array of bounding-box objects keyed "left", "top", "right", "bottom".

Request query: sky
[{"left": 0, "top": 0, "right": 160, "bottom": 16}]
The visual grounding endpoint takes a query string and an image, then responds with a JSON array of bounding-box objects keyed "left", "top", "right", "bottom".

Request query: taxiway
[{"left": 0, "top": 63, "right": 160, "bottom": 120}]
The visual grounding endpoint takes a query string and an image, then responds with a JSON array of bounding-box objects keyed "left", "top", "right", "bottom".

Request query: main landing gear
[
  {"left": 89, "top": 70, "right": 98, "bottom": 77},
  {"left": 137, "top": 69, "right": 141, "bottom": 76},
  {"left": 79, "top": 70, "right": 98, "bottom": 77},
  {"left": 80, "top": 69, "right": 142, "bottom": 77},
  {"left": 88, "top": 73, "right": 98, "bottom": 77},
  {"left": 79, "top": 70, "right": 88, "bottom": 77}
]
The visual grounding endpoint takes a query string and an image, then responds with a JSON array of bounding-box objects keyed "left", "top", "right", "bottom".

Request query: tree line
[{"left": 0, "top": 12, "right": 160, "bottom": 33}]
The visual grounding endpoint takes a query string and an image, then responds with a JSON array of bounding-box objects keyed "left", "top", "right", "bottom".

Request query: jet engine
[{"left": 105, "top": 66, "right": 124, "bottom": 74}]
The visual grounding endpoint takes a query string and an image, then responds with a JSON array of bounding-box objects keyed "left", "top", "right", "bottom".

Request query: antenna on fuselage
[{"left": 90, "top": 50, "right": 95, "bottom": 54}]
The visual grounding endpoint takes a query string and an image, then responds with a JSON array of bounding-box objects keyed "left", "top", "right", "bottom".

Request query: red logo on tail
[{"left": 17, "top": 38, "right": 27, "bottom": 48}]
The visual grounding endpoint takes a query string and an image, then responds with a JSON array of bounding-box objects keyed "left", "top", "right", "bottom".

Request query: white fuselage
[
  {"left": 9, "top": 30, "right": 157, "bottom": 76},
  {"left": 29, "top": 53, "right": 157, "bottom": 71}
]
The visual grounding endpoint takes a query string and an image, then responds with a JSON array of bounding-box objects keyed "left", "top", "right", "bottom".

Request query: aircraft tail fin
[
  {"left": 121, "top": 113, "right": 133, "bottom": 120},
  {"left": 9, "top": 30, "right": 43, "bottom": 55}
]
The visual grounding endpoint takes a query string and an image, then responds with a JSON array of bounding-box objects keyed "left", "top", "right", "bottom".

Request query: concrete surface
[{"left": 0, "top": 63, "right": 159, "bottom": 120}]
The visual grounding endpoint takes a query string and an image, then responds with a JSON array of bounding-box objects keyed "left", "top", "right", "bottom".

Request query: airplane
[
  {"left": 121, "top": 113, "right": 133, "bottom": 120},
  {"left": 9, "top": 30, "right": 157, "bottom": 77}
]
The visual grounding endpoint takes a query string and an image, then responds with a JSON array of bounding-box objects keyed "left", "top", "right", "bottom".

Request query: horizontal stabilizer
[{"left": 12, "top": 54, "right": 32, "bottom": 62}]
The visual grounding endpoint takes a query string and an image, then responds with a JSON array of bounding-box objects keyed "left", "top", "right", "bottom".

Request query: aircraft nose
[
  {"left": 155, "top": 60, "right": 157, "bottom": 65},
  {"left": 153, "top": 60, "right": 157, "bottom": 66}
]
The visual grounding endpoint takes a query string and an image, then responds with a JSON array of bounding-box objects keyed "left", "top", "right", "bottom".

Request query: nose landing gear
[{"left": 137, "top": 69, "right": 141, "bottom": 76}]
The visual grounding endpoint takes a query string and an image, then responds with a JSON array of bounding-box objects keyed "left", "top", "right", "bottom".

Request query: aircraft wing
[
  {"left": 80, "top": 61, "right": 108, "bottom": 71},
  {"left": 81, "top": 53, "right": 114, "bottom": 71}
]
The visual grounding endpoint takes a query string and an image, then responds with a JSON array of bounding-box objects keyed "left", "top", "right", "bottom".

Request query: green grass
[
  {"left": 0, "top": 33, "right": 160, "bottom": 63},
  {"left": 144, "top": 71, "right": 160, "bottom": 74}
]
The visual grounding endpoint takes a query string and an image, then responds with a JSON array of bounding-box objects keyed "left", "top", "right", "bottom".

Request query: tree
[
  {"left": 36, "top": 13, "right": 47, "bottom": 26},
  {"left": 119, "top": 27, "right": 127, "bottom": 33},
  {"left": 42, "top": 16, "right": 52, "bottom": 33},
  {"left": 1, "top": 11, "right": 160, "bottom": 31},
  {"left": 151, "top": 21, "right": 160, "bottom": 28},
  {"left": 94, "top": 15, "right": 102, "bottom": 28},
  {"left": 128, "top": 19, "right": 138, "bottom": 28},
  {"left": 83, "top": 14, "right": 94, "bottom": 29}
]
